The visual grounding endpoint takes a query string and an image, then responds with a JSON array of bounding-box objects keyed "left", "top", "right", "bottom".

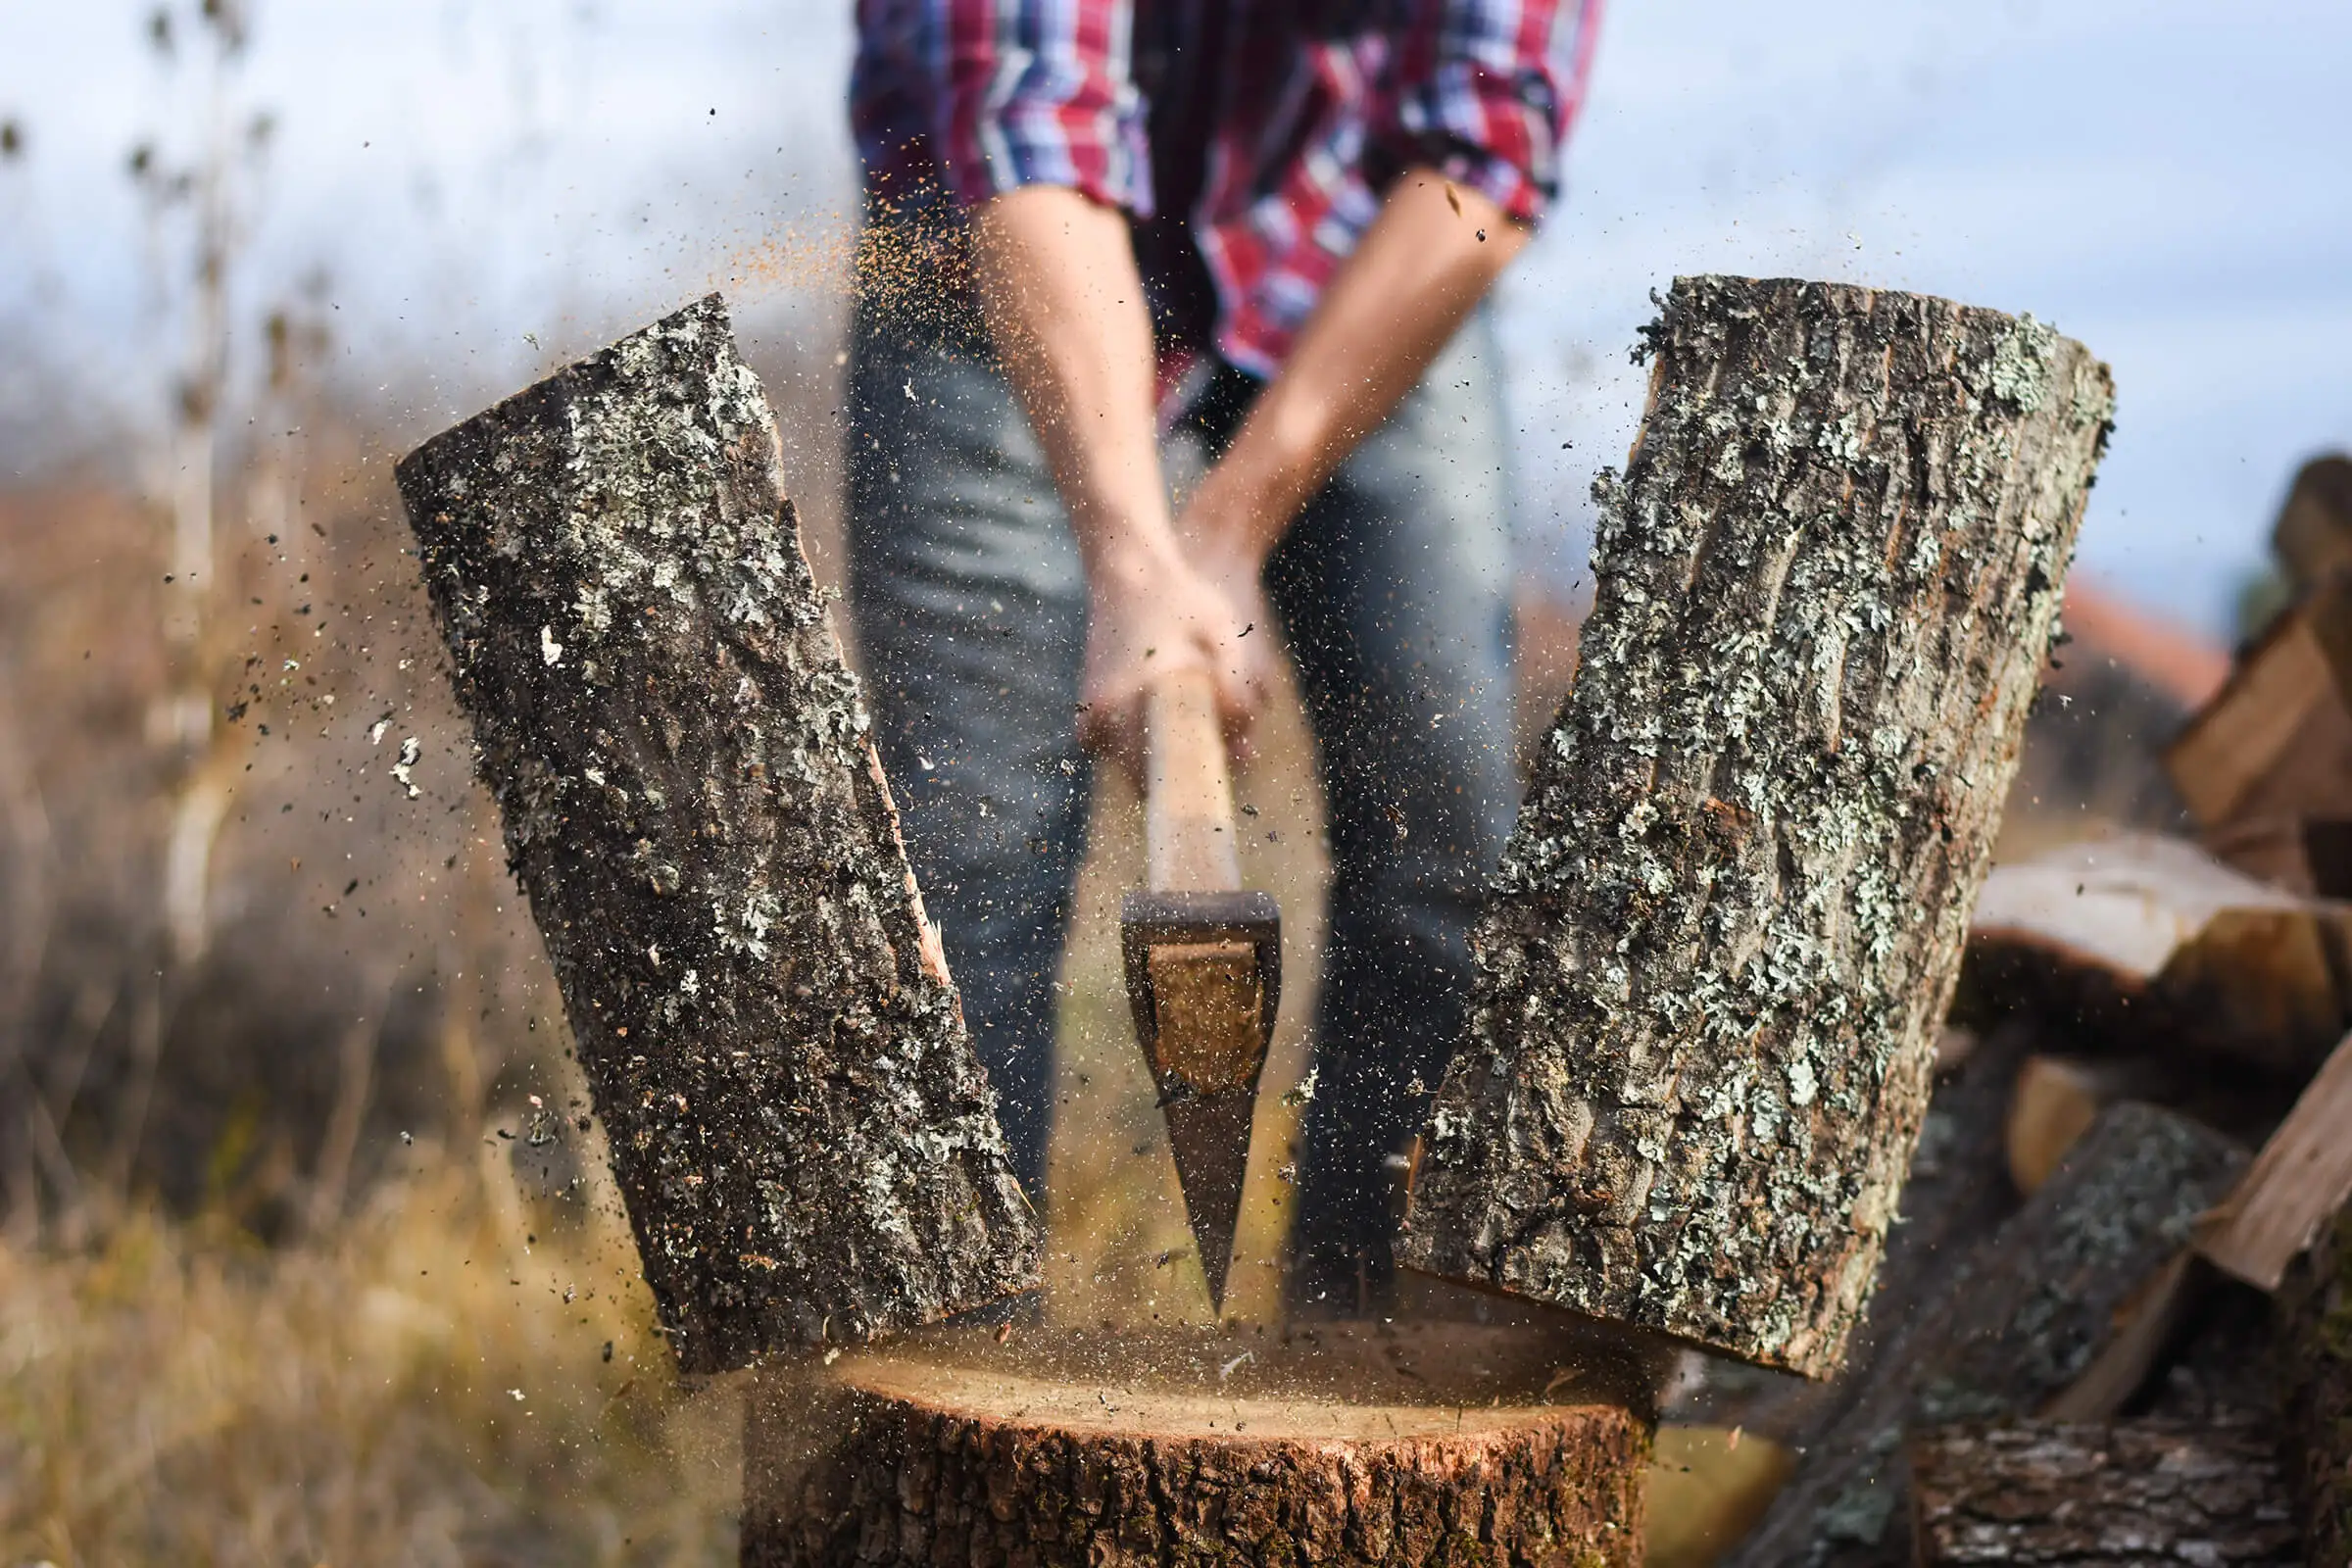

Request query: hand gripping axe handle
[{"left": 1118, "top": 664, "right": 1281, "bottom": 1314}]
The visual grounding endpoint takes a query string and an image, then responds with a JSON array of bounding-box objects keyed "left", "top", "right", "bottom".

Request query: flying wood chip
[{"left": 394, "top": 295, "right": 1039, "bottom": 1372}]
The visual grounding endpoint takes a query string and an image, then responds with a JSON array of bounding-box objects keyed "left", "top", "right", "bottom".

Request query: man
[{"left": 845, "top": 0, "right": 1601, "bottom": 1312}]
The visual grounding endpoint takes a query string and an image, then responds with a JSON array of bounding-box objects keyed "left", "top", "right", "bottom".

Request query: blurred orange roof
[{"left": 2060, "top": 578, "right": 2229, "bottom": 710}]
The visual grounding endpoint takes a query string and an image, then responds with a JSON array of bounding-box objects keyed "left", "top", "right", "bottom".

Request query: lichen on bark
[
  {"left": 395, "top": 295, "right": 1039, "bottom": 1372},
  {"left": 1400, "top": 276, "right": 2114, "bottom": 1378}
]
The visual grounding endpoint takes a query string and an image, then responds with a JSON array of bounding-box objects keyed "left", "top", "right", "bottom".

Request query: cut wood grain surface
[
  {"left": 2167, "top": 580, "right": 2352, "bottom": 834},
  {"left": 1910, "top": 1420, "right": 2299, "bottom": 1565},
  {"left": 2272, "top": 453, "right": 2352, "bottom": 595},
  {"left": 2005, "top": 1055, "right": 2109, "bottom": 1198},
  {"left": 2204, "top": 813, "right": 2352, "bottom": 900},
  {"left": 1402, "top": 275, "right": 2113, "bottom": 1379},
  {"left": 394, "top": 296, "right": 1038, "bottom": 1371}
]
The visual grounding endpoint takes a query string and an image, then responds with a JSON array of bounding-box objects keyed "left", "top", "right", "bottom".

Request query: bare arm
[
  {"left": 968, "top": 186, "right": 1267, "bottom": 772},
  {"left": 1182, "top": 172, "right": 1529, "bottom": 576}
]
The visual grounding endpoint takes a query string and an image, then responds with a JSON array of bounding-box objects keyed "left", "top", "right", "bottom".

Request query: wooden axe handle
[{"left": 1145, "top": 665, "right": 1241, "bottom": 893}]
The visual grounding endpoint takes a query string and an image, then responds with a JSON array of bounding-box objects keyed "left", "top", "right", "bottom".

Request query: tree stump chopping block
[
  {"left": 1402, "top": 277, "right": 2114, "bottom": 1378},
  {"left": 743, "top": 1324, "right": 1650, "bottom": 1567},
  {"left": 394, "top": 296, "right": 1039, "bottom": 1372}
]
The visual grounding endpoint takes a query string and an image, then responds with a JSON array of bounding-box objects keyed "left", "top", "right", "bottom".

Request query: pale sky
[{"left": 3, "top": 0, "right": 2347, "bottom": 634}]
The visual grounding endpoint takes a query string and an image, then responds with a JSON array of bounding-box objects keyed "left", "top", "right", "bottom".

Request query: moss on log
[
  {"left": 394, "top": 296, "right": 1039, "bottom": 1372},
  {"left": 742, "top": 1324, "right": 1650, "bottom": 1567},
  {"left": 1402, "top": 276, "right": 2114, "bottom": 1378}
]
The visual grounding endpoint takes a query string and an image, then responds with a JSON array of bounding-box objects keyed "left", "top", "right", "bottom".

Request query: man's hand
[{"left": 1078, "top": 539, "right": 1268, "bottom": 781}]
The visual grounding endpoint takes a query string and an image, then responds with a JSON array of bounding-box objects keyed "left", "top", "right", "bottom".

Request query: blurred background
[{"left": 0, "top": 0, "right": 2343, "bottom": 1561}]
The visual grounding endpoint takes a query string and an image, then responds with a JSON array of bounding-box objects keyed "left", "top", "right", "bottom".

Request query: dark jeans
[{"left": 843, "top": 295, "right": 1518, "bottom": 1303}]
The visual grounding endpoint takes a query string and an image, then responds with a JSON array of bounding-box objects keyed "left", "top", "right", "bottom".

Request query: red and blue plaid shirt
[{"left": 852, "top": 0, "right": 1603, "bottom": 377}]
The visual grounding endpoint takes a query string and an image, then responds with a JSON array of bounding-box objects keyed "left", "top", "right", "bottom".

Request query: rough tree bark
[
  {"left": 1909, "top": 1420, "right": 2300, "bottom": 1565},
  {"left": 743, "top": 1325, "right": 1650, "bottom": 1567},
  {"left": 2278, "top": 1199, "right": 2352, "bottom": 1560},
  {"left": 395, "top": 296, "right": 1039, "bottom": 1372},
  {"left": 1725, "top": 1102, "right": 2247, "bottom": 1568},
  {"left": 1401, "top": 276, "right": 2115, "bottom": 1378}
]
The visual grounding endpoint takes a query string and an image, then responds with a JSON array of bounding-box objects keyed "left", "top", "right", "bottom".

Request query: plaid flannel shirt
[{"left": 851, "top": 0, "right": 1602, "bottom": 376}]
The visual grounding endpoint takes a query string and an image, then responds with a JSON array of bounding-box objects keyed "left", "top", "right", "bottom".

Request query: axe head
[{"left": 1118, "top": 889, "right": 1281, "bottom": 1313}]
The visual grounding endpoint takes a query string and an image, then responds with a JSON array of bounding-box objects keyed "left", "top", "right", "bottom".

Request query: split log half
[
  {"left": 2001, "top": 1051, "right": 2196, "bottom": 1200},
  {"left": 1724, "top": 1102, "right": 2245, "bottom": 1568},
  {"left": 2005, "top": 1055, "right": 2109, "bottom": 1199},
  {"left": 1402, "top": 276, "right": 2113, "bottom": 1378},
  {"left": 1910, "top": 1420, "right": 2299, "bottom": 1565},
  {"left": 743, "top": 1322, "right": 1651, "bottom": 1567},
  {"left": 394, "top": 296, "right": 1039, "bottom": 1371},
  {"left": 2277, "top": 1193, "right": 2352, "bottom": 1559},
  {"left": 1960, "top": 830, "right": 2352, "bottom": 1077}
]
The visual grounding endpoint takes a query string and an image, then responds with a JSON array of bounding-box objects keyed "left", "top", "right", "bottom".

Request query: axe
[{"left": 1118, "top": 664, "right": 1280, "bottom": 1315}]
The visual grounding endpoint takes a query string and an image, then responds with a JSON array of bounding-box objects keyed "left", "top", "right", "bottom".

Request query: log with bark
[
  {"left": 2277, "top": 1189, "right": 2352, "bottom": 1559},
  {"left": 742, "top": 1322, "right": 1653, "bottom": 1567},
  {"left": 2002, "top": 1051, "right": 2203, "bottom": 1198},
  {"left": 1401, "top": 276, "right": 2114, "bottom": 1379},
  {"left": 395, "top": 296, "right": 1039, "bottom": 1371},
  {"left": 1724, "top": 1102, "right": 2246, "bottom": 1568},
  {"left": 1909, "top": 1420, "right": 2299, "bottom": 1565},
  {"left": 1960, "top": 831, "right": 2352, "bottom": 1078}
]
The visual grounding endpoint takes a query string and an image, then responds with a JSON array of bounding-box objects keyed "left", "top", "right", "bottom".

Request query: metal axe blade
[{"left": 1119, "top": 889, "right": 1281, "bottom": 1310}]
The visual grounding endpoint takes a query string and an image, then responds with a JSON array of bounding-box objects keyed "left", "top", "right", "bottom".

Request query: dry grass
[{"left": 0, "top": 1140, "right": 741, "bottom": 1566}]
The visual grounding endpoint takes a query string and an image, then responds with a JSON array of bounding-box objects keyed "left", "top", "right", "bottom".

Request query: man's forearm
[
  {"left": 1190, "top": 172, "right": 1529, "bottom": 567},
  {"left": 968, "top": 184, "right": 1182, "bottom": 584},
  {"left": 966, "top": 183, "right": 1268, "bottom": 761}
]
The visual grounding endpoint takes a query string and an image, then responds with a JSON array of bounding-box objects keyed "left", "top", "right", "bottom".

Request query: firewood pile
[{"left": 1681, "top": 453, "right": 2352, "bottom": 1568}]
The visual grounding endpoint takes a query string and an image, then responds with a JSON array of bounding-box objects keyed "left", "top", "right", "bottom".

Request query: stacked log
[
  {"left": 1910, "top": 1420, "right": 2299, "bottom": 1565},
  {"left": 1960, "top": 831, "right": 2352, "bottom": 1078},
  {"left": 1724, "top": 1102, "right": 2245, "bottom": 1566},
  {"left": 2278, "top": 1200, "right": 2352, "bottom": 1560}
]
